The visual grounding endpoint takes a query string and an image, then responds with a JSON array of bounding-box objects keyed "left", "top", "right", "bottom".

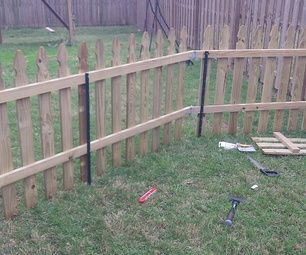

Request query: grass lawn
[{"left": 0, "top": 26, "right": 305, "bottom": 255}]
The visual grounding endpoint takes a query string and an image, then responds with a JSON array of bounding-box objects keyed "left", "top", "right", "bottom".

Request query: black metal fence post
[
  {"left": 85, "top": 73, "right": 91, "bottom": 185},
  {"left": 197, "top": 51, "right": 209, "bottom": 137}
]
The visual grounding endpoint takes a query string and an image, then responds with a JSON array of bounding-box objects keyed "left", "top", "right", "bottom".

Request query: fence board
[
  {"left": 273, "top": 26, "right": 295, "bottom": 131},
  {"left": 36, "top": 47, "right": 56, "bottom": 199},
  {"left": 126, "top": 34, "right": 136, "bottom": 161},
  {"left": 140, "top": 32, "right": 150, "bottom": 155},
  {"left": 163, "top": 28, "right": 176, "bottom": 144},
  {"left": 152, "top": 30, "right": 163, "bottom": 152},
  {"left": 111, "top": 37, "right": 121, "bottom": 167},
  {"left": 95, "top": 39, "right": 106, "bottom": 174},
  {"left": 58, "top": 43, "right": 74, "bottom": 190},
  {"left": 197, "top": 25, "right": 213, "bottom": 132},
  {"left": 0, "top": 65, "right": 18, "bottom": 219},
  {"left": 14, "top": 50, "right": 38, "bottom": 208},
  {"left": 175, "top": 27, "right": 188, "bottom": 140},
  {"left": 258, "top": 25, "right": 279, "bottom": 132},
  {"left": 78, "top": 43, "right": 89, "bottom": 182},
  {"left": 243, "top": 26, "right": 264, "bottom": 134},
  {"left": 212, "top": 25, "right": 230, "bottom": 134},
  {"left": 288, "top": 29, "right": 306, "bottom": 131},
  {"left": 228, "top": 25, "right": 246, "bottom": 134}
]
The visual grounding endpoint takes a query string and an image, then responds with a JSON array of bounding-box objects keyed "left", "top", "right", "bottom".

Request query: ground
[{"left": 0, "top": 26, "right": 305, "bottom": 255}]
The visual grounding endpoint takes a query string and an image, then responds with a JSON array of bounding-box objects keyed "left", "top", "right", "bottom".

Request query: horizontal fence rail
[{"left": 2, "top": 49, "right": 306, "bottom": 104}]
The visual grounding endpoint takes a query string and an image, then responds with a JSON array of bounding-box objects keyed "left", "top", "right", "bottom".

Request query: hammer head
[{"left": 229, "top": 196, "right": 244, "bottom": 204}]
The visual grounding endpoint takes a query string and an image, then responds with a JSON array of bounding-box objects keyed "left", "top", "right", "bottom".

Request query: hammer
[{"left": 224, "top": 197, "right": 243, "bottom": 226}]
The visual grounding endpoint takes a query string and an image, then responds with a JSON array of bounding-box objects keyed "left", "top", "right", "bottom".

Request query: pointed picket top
[
  {"left": 0, "top": 65, "right": 4, "bottom": 90},
  {"left": 236, "top": 25, "right": 246, "bottom": 49},
  {"left": 155, "top": 29, "right": 163, "bottom": 58},
  {"left": 252, "top": 26, "right": 264, "bottom": 49},
  {"left": 95, "top": 39, "right": 104, "bottom": 69},
  {"left": 128, "top": 34, "right": 136, "bottom": 63},
  {"left": 112, "top": 36, "right": 121, "bottom": 66},
  {"left": 36, "top": 47, "right": 50, "bottom": 82},
  {"left": 78, "top": 42, "right": 88, "bottom": 73},
  {"left": 220, "top": 25, "right": 230, "bottom": 49},
  {"left": 14, "top": 50, "right": 28, "bottom": 86},
  {"left": 268, "top": 25, "right": 279, "bottom": 49},
  {"left": 284, "top": 25, "right": 295, "bottom": 48},
  {"left": 202, "top": 25, "right": 213, "bottom": 50},
  {"left": 179, "top": 26, "right": 188, "bottom": 52},
  {"left": 168, "top": 28, "right": 176, "bottom": 54},
  {"left": 141, "top": 31, "right": 150, "bottom": 60},
  {"left": 57, "top": 42, "right": 70, "bottom": 77}
]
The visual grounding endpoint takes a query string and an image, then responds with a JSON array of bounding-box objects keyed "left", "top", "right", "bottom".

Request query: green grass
[{"left": 0, "top": 27, "right": 305, "bottom": 255}]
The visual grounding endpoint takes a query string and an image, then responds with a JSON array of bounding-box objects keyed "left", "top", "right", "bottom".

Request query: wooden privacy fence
[
  {"left": 0, "top": 0, "right": 137, "bottom": 28},
  {"left": 1, "top": 25, "right": 306, "bottom": 219},
  {"left": 154, "top": 0, "right": 306, "bottom": 49}
]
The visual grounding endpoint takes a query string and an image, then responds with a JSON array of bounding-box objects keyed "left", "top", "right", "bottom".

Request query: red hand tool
[{"left": 138, "top": 187, "right": 157, "bottom": 203}]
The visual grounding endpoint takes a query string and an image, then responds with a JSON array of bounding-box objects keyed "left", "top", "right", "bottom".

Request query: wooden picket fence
[
  {"left": 198, "top": 24, "right": 306, "bottom": 134},
  {"left": 1, "top": 25, "right": 306, "bottom": 219}
]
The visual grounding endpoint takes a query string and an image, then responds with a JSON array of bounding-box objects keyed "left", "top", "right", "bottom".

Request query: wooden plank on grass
[
  {"left": 273, "top": 132, "right": 300, "bottom": 153},
  {"left": 0, "top": 65, "right": 18, "bottom": 219},
  {"left": 57, "top": 43, "right": 74, "bottom": 190},
  {"left": 163, "top": 28, "right": 176, "bottom": 144},
  {"left": 78, "top": 42, "right": 89, "bottom": 182},
  {"left": 243, "top": 26, "right": 264, "bottom": 134},
  {"left": 288, "top": 28, "right": 306, "bottom": 131},
  {"left": 140, "top": 31, "right": 150, "bottom": 155},
  {"left": 257, "top": 25, "right": 279, "bottom": 132},
  {"left": 228, "top": 25, "right": 246, "bottom": 134},
  {"left": 256, "top": 143, "right": 306, "bottom": 149},
  {"left": 273, "top": 26, "right": 295, "bottom": 132},
  {"left": 152, "top": 30, "right": 163, "bottom": 152},
  {"left": 261, "top": 148, "right": 306, "bottom": 156},
  {"left": 212, "top": 25, "right": 230, "bottom": 134},
  {"left": 126, "top": 34, "right": 136, "bottom": 160},
  {"left": 95, "top": 39, "right": 106, "bottom": 175},
  {"left": 14, "top": 50, "right": 38, "bottom": 208},
  {"left": 36, "top": 47, "right": 56, "bottom": 199},
  {"left": 175, "top": 26, "right": 188, "bottom": 140},
  {"left": 111, "top": 37, "right": 121, "bottom": 167},
  {"left": 252, "top": 137, "right": 306, "bottom": 143}
]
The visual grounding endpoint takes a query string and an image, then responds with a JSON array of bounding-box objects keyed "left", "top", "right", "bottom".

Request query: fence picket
[
  {"left": 201, "top": 25, "right": 214, "bottom": 105},
  {"left": 36, "top": 47, "right": 56, "bottom": 199},
  {"left": 288, "top": 28, "right": 306, "bottom": 131},
  {"left": 163, "top": 28, "right": 176, "bottom": 144},
  {"left": 212, "top": 25, "right": 230, "bottom": 134},
  {"left": 95, "top": 39, "right": 106, "bottom": 174},
  {"left": 111, "top": 37, "right": 121, "bottom": 167},
  {"left": 78, "top": 43, "right": 89, "bottom": 181},
  {"left": 152, "top": 30, "right": 163, "bottom": 152},
  {"left": 175, "top": 27, "right": 188, "bottom": 140},
  {"left": 14, "top": 50, "right": 38, "bottom": 208},
  {"left": 126, "top": 34, "right": 136, "bottom": 160},
  {"left": 273, "top": 26, "right": 295, "bottom": 132},
  {"left": 0, "top": 65, "right": 18, "bottom": 219},
  {"left": 228, "top": 25, "right": 246, "bottom": 134},
  {"left": 258, "top": 25, "right": 279, "bottom": 132},
  {"left": 140, "top": 32, "right": 150, "bottom": 155},
  {"left": 243, "top": 26, "right": 264, "bottom": 134},
  {"left": 57, "top": 43, "right": 74, "bottom": 190}
]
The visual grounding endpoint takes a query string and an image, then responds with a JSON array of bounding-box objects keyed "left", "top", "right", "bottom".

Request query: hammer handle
[{"left": 225, "top": 207, "right": 236, "bottom": 226}]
